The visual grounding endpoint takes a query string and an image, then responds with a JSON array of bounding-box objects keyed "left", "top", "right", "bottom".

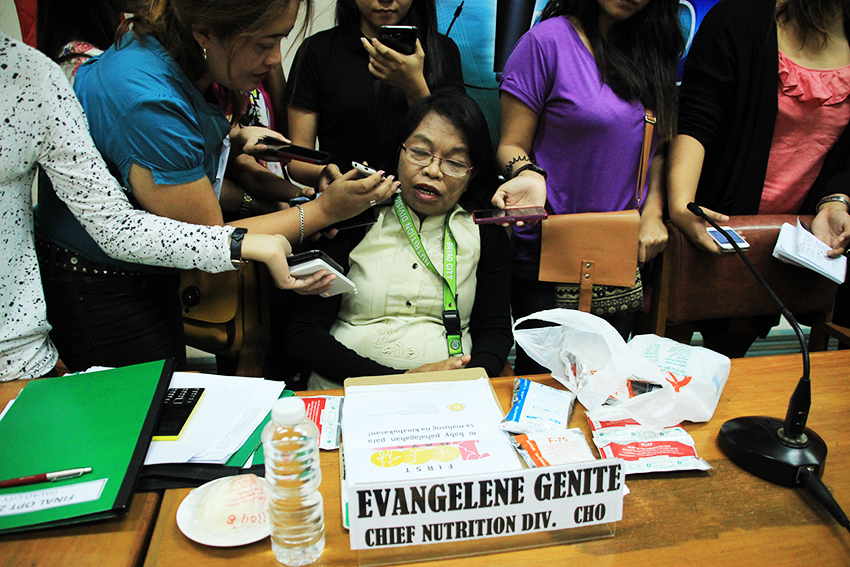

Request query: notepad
[
  {"left": 0, "top": 360, "right": 172, "bottom": 533},
  {"left": 772, "top": 219, "right": 847, "bottom": 284}
]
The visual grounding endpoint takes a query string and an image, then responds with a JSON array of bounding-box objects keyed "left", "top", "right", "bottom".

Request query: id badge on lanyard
[{"left": 393, "top": 195, "right": 462, "bottom": 356}]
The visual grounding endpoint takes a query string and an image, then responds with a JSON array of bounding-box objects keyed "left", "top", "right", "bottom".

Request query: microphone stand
[{"left": 686, "top": 203, "right": 848, "bottom": 532}]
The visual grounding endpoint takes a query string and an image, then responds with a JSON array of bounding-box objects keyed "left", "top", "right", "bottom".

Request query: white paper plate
[{"left": 176, "top": 475, "right": 271, "bottom": 547}]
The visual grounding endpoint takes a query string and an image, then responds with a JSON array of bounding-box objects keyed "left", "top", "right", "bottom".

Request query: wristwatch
[
  {"left": 816, "top": 194, "right": 850, "bottom": 213},
  {"left": 230, "top": 227, "right": 249, "bottom": 269},
  {"left": 238, "top": 191, "right": 254, "bottom": 218},
  {"left": 513, "top": 162, "right": 548, "bottom": 180}
]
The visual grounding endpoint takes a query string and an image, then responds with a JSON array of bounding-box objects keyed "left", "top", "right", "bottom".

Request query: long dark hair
[
  {"left": 540, "top": 0, "right": 683, "bottom": 141},
  {"left": 390, "top": 88, "right": 500, "bottom": 213},
  {"left": 335, "top": 0, "right": 451, "bottom": 144},
  {"left": 776, "top": 0, "right": 850, "bottom": 50},
  {"left": 120, "top": 0, "right": 312, "bottom": 123},
  {"left": 36, "top": 0, "right": 130, "bottom": 61}
]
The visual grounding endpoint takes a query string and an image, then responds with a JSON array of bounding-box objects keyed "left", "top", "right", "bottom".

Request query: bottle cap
[{"left": 271, "top": 397, "right": 307, "bottom": 424}]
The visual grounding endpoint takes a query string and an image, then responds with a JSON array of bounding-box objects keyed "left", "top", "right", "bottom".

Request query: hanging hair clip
[{"left": 202, "top": 47, "right": 207, "bottom": 61}]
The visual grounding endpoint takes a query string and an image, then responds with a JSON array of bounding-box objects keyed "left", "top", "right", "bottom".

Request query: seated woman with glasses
[{"left": 282, "top": 89, "right": 513, "bottom": 388}]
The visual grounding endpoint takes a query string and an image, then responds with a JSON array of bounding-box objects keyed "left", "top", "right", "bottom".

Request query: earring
[{"left": 202, "top": 47, "right": 207, "bottom": 61}]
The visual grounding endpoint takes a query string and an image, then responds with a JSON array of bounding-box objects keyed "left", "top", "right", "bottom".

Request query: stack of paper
[
  {"left": 772, "top": 219, "right": 847, "bottom": 284},
  {"left": 144, "top": 372, "right": 285, "bottom": 466}
]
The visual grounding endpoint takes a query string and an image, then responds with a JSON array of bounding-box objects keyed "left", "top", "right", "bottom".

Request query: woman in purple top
[{"left": 497, "top": 0, "right": 683, "bottom": 373}]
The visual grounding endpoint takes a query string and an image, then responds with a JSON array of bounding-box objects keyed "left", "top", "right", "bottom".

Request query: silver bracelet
[
  {"left": 296, "top": 204, "right": 305, "bottom": 245},
  {"left": 816, "top": 194, "right": 850, "bottom": 213}
]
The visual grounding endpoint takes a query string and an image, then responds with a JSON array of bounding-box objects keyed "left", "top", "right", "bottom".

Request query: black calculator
[{"left": 152, "top": 387, "right": 205, "bottom": 441}]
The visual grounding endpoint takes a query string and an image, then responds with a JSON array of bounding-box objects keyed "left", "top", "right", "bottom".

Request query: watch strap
[
  {"left": 230, "top": 227, "right": 248, "bottom": 268},
  {"left": 513, "top": 162, "right": 548, "bottom": 180},
  {"left": 816, "top": 194, "right": 850, "bottom": 213}
]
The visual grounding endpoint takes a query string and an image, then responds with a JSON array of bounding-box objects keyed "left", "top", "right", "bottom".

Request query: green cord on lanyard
[{"left": 393, "top": 195, "right": 463, "bottom": 356}]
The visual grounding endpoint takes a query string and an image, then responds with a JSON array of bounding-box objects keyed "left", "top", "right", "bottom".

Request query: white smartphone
[
  {"left": 352, "top": 161, "right": 380, "bottom": 177},
  {"left": 352, "top": 161, "right": 400, "bottom": 194},
  {"left": 706, "top": 226, "right": 750, "bottom": 252},
  {"left": 287, "top": 251, "right": 357, "bottom": 297}
]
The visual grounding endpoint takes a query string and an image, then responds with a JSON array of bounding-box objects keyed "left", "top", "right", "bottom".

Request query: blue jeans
[
  {"left": 511, "top": 275, "right": 635, "bottom": 375},
  {"left": 40, "top": 266, "right": 185, "bottom": 372}
]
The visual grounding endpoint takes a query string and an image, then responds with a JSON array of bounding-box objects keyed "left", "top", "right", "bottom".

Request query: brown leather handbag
[
  {"left": 538, "top": 110, "right": 655, "bottom": 313},
  {"left": 179, "top": 262, "right": 269, "bottom": 358}
]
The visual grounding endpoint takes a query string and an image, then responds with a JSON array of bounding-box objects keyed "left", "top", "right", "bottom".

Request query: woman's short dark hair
[
  {"left": 390, "top": 87, "right": 500, "bottom": 212},
  {"left": 540, "top": 0, "right": 684, "bottom": 141}
]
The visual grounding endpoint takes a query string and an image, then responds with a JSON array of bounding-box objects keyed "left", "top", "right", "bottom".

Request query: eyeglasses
[{"left": 401, "top": 144, "right": 473, "bottom": 178}]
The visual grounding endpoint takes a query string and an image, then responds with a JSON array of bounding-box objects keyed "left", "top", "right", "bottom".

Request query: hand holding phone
[
  {"left": 378, "top": 25, "right": 418, "bottom": 55},
  {"left": 352, "top": 161, "right": 381, "bottom": 178},
  {"left": 706, "top": 226, "right": 750, "bottom": 252},
  {"left": 287, "top": 250, "right": 357, "bottom": 297},
  {"left": 472, "top": 207, "right": 548, "bottom": 225}
]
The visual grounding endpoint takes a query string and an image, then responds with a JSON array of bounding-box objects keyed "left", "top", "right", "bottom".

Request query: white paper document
[
  {"left": 342, "top": 377, "right": 523, "bottom": 485},
  {"left": 0, "top": 479, "right": 107, "bottom": 517},
  {"left": 144, "top": 373, "right": 284, "bottom": 465},
  {"left": 772, "top": 219, "right": 846, "bottom": 284}
]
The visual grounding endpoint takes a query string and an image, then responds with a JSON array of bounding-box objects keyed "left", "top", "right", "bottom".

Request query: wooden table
[
  {"left": 0, "top": 380, "right": 163, "bottom": 567},
  {"left": 143, "top": 351, "right": 850, "bottom": 567}
]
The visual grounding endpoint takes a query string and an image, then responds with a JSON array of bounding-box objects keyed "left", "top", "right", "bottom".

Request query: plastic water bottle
[{"left": 262, "top": 397, "right": 325, "bottom": 566}]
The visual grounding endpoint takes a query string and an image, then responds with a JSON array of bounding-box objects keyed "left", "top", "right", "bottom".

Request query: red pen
[{"left": 0, "top": 467, "right": 92, "bottom": 489}]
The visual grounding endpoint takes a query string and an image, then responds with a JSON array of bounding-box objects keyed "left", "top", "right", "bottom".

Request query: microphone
[
  {"left": 687, "top": 203, "right": 848, "bottom": 533},
  {"left": 445, "top": 1, "right": 464, "bottom": 38}
]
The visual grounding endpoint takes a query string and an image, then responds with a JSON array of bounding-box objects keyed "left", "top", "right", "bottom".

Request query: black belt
[{"left": 35, "top": 237, "right": 144, "bottom": 277}]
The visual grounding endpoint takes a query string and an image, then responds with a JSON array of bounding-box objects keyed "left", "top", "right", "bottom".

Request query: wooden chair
[{"left": 641, "top": 215, "right": 838, "bottom": 352}]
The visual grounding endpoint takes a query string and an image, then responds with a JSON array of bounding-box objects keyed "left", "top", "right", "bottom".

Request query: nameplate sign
[{"left": 347, "top": 459, "right": 624, "bottom": 550}]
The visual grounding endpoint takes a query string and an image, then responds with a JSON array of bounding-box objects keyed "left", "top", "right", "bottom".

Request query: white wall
[
  {"left": 0, "top": 0, "right": 23, "bottom": 40},
  {"left": 281, "top": 0, "right": 336, "bottom": 78}
]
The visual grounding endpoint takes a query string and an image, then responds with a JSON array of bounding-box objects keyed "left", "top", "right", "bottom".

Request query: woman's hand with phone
[
  {"left": 361, "top": 36, "right": 428, "bottom": 104},
  {"left": 242, "top": 233, "right": 333, "bottom": 295},
  {"left": 232, "top": 126, "right": 289, "bottom": 160},
  {"left": 318, "top": 167, "right": 399, "bottom": 225}
]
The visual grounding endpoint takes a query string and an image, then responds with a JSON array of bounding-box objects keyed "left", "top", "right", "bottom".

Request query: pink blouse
[{"left": 760, "top": 51, "right": 850, "bottom": 214}]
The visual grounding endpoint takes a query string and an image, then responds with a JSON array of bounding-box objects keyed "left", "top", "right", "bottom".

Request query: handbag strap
[{"left": 635, "top": 109, "right": 656, "bottom": 207}]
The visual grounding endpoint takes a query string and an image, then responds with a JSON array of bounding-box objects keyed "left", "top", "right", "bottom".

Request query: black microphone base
[{"left": 718, "top": 416, "right": 827, "bottom": 487}]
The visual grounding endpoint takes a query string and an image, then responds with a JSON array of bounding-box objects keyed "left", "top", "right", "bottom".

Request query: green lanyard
[{"left": 393, "top": 195, "right": 463, "bottom": 356}]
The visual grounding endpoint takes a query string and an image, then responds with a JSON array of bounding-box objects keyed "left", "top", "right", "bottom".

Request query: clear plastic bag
[{"left": 513, "top": 310, "right": 730, "bottom": 428}]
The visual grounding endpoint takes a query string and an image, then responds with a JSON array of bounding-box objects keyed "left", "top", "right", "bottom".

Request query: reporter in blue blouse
[
  {"left": 282, "top": 89, "right": 514, "bottom": 389},
  {"left": 34, "top": 0, "right": 399, "bottom": 372}
]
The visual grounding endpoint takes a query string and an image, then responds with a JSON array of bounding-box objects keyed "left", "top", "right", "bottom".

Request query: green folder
[{"left": 0, "top": 360, "right": 172, "bottom": 533}]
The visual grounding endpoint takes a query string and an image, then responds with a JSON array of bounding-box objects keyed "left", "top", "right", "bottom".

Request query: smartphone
[
  {"left": 378, "top": 25, "right": 418, "bottom": 55},
  {"left": 352, "top": 161, "right": 400, "bottom": 196},
  {"left": 706, "top": 226, "right": 750, "bottom": 252},
  {"left": 287, "top": 250, "right": 357, "bottom": 297},
  {"left": 153, "top": 388, "right": 205, "bottom": 441},
  {"left": 258, "top": 138, "right": 331, "bottom": 165},
  {"left": 352, "top": 161, "right": 381, "bottom": 178},
  {"left": 472, "top": 207, "right": 549, "bottom": 225}
]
